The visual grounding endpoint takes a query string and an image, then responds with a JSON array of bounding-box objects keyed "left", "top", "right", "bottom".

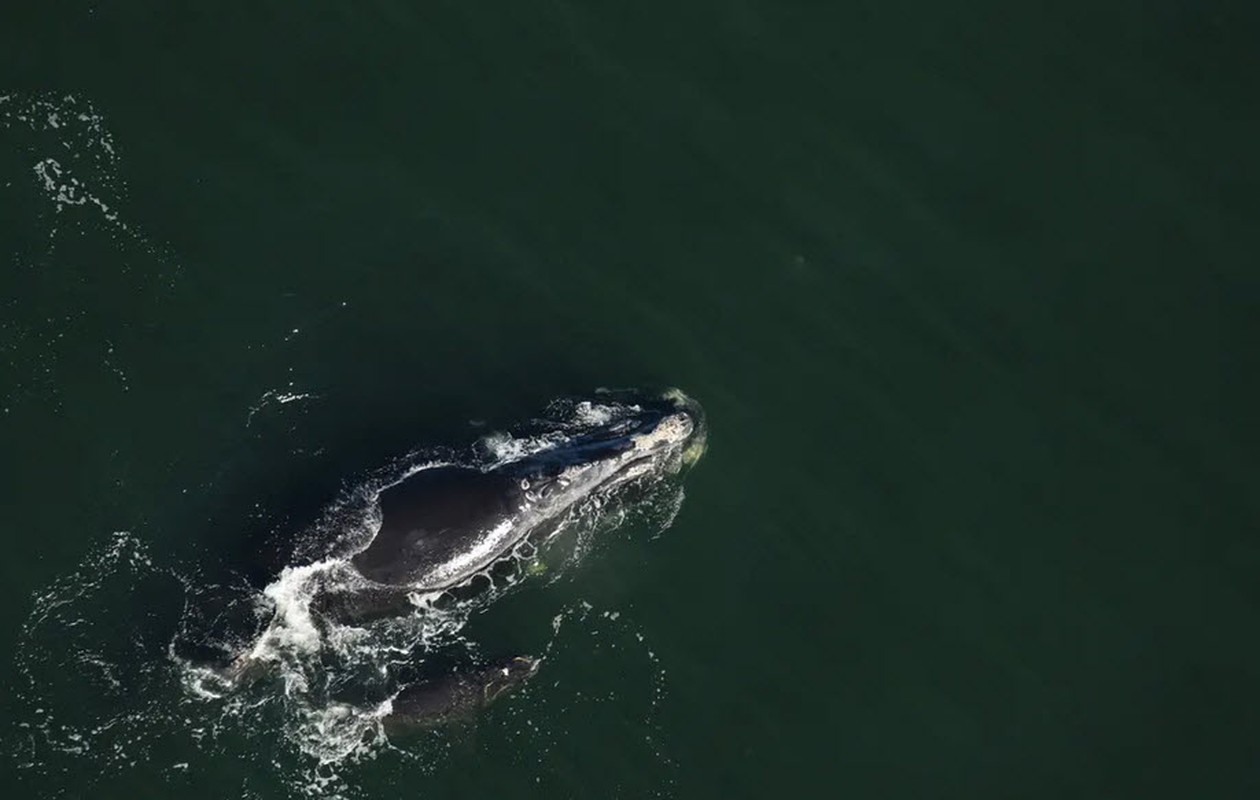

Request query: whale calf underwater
[{"left": 198, "top": 389, "right": 706, "bottom": 733}]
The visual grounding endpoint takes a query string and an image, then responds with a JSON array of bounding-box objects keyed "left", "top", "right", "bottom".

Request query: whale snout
[
  {"left": 634, "top": 410, "right": 694, "bottom": 451},
  {"left": 658, "top": 389, "right": 707, "bottom": 467}
]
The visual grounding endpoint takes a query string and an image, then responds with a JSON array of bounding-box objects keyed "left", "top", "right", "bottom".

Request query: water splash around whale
[{"left": 8, "top": 390, "right": 703, "bottom": 798}]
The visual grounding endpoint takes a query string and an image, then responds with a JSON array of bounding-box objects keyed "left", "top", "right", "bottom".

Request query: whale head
[{"left": 504, "top": 388, "right": 706, "bottom": 508}]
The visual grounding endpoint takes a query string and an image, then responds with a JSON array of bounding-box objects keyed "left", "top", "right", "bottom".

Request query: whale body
[{"left": 211, "top": 389, "right": 706, "bottom": 729}]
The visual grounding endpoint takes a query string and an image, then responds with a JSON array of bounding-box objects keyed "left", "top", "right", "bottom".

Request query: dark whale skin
[
  {"left": 351, "top": 466, "right": 526, "bottom": 586},
  {"left": 382, "top": 656, "right": 539, "bottom": 732}
]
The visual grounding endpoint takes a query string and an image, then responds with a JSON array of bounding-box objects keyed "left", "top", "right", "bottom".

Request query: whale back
[{"left": 351, "top": 466, "right": 525, "bottom": 587}]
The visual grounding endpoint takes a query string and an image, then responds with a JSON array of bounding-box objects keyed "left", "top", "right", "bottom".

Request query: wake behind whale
[{"left": 180, "top": 388, "right": 706, "bottom": 759}]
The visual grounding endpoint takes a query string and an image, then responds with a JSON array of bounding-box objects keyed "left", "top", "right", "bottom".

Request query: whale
[
  {"left": 211, "top": 389, "right": 706, "bottom": 729},
  {"left": 382, "top": 655, "right": 541, "bottom": 733},
  {"left": 306, "top": 389, "right": 704, "bottom": 625}
]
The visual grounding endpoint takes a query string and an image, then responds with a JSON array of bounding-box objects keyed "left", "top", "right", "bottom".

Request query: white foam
[
  {"left": 32, "top": 157, "right": 120, "bottom": 218},
  {"left": 245, "top": 388, "right": 317, "bottom": 426},
  {"left": 480, "top": 429, "right": 569, "bottom": 465},
  {"left": 2, "top": 92, "right": 176, "bottom": 270},
  {"left": 573, "top": 400, "right": 620, "bottom": 426},
  {"left": 248, "top": 560, "right": 340, "bottom": 662}
]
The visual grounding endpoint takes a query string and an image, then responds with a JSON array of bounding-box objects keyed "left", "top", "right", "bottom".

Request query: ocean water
[{"left": 2, "top": 2, "right": 1258, "bottom": 798}]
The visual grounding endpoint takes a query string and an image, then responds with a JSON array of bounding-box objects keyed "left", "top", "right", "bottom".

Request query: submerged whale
[
  {"left": 215, "top": 389, "right": 706, "bottom": 730},
  {"left": 383, "top": 655, "right": 541, "bottom": 733}
]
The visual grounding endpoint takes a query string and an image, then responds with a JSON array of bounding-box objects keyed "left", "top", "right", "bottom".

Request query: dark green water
[{"left": 3, "top": 2, "right": 1258, "bottom": 798}]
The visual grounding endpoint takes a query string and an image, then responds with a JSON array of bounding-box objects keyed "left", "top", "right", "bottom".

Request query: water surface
[{"left": 2, "top": 2, "right": 1257, "bottom": 798}]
